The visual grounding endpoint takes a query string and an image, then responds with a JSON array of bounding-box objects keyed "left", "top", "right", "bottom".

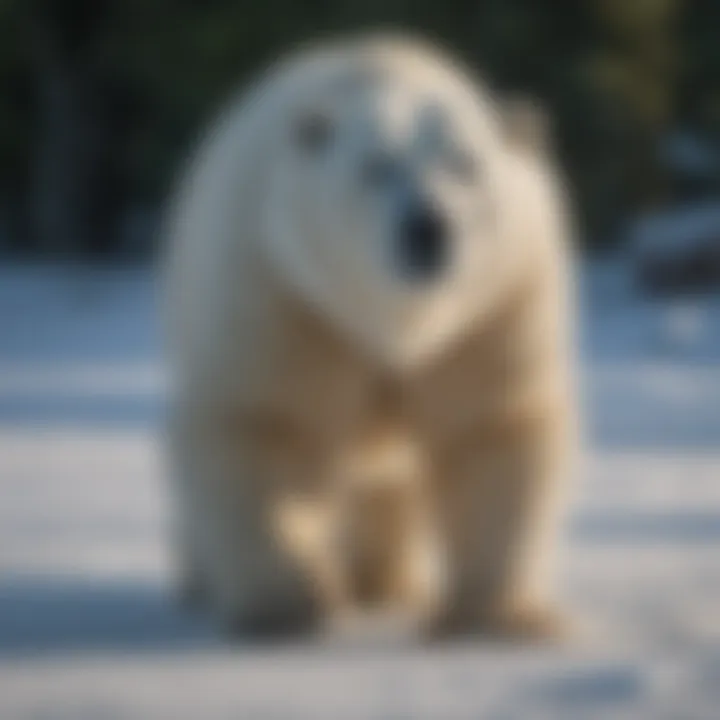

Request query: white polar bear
[{"left": 162, "top": 34, "right": 577, "bottom": 640}]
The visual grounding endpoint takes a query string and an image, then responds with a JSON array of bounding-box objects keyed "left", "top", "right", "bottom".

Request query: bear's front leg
[
  {"left": 429, "top": 420, "right": 570, "bottom": 641},
  {"left": 174, "top": 409, "right": 343, "bottom": 640}
]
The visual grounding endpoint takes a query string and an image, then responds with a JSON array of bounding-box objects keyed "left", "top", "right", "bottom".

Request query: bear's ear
[
  {"left": 498, "top": 95, "right": 552, "bottom": 155},
  {"left": 293, "top": 110, "right": 334, "bottom": 154}
]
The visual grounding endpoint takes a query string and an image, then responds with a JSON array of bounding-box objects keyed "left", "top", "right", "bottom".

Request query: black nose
[{"left": 397, "top": 202, "right": 448, "bottom": 280}]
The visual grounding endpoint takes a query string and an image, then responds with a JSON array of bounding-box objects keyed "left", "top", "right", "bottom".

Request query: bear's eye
[
  {"left": 360, "top": 152, "right": 400, "bottom": 188},
  {"left": 447, "top": 150, "right": 479, "bottom": 183},
  {"left": 294, "top": 112, "right": 334, "bottom": 154}
]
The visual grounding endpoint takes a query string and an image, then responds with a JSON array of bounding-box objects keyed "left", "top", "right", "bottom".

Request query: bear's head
[{"left": 261, "top": 37, "right": 553, "bottom": 370}]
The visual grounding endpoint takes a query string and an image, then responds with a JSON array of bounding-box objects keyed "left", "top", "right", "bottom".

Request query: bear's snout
[{"left": 396, "top": 201, "right": 449, "bottom": 281}]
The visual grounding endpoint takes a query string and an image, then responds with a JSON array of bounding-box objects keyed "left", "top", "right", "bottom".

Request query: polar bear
[{"left": 162, "top": 34, "right": 577, "bottom": 641}]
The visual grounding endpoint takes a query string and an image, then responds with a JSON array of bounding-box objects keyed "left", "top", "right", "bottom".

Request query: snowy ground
[{"left": 1, "top": 262, "right": 719, "bottom": 719}]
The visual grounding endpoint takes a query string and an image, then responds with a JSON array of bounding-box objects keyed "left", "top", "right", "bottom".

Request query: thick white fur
[{"left": 162, "top": 35, "right": 577, "bottom": 638}]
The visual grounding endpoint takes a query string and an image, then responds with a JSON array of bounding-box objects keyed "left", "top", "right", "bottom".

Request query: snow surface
[
  {"left": 628, "top": 201, "right": 720, "bottom": 256},
  {"left": 0, "top": 261, "right": 719, "bottom": 719}
]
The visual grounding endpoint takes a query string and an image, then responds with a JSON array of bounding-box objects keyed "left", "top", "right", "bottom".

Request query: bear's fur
[{"left": 162, "top": 34, "right": 577, "bottom": 640}]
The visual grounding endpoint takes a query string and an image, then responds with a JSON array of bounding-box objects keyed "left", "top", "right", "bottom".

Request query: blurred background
[
  {"left": 0, "top": 0, "right": 718, "bottom": 265},
  {"left": 1, "top": 2, "right": 719, "bottom": 719}
]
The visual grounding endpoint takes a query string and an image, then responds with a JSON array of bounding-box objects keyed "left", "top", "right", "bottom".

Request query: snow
[
  {"left": 0, "top": 262, "right": 719, "bottom": 719},
  {"left": 628, "top": 201, "right": 720, "bottom": 257}
]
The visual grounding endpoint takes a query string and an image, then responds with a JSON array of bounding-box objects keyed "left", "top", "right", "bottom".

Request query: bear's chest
[{"left": 239, "top": 279, "right": 552, "bottom": 456}]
